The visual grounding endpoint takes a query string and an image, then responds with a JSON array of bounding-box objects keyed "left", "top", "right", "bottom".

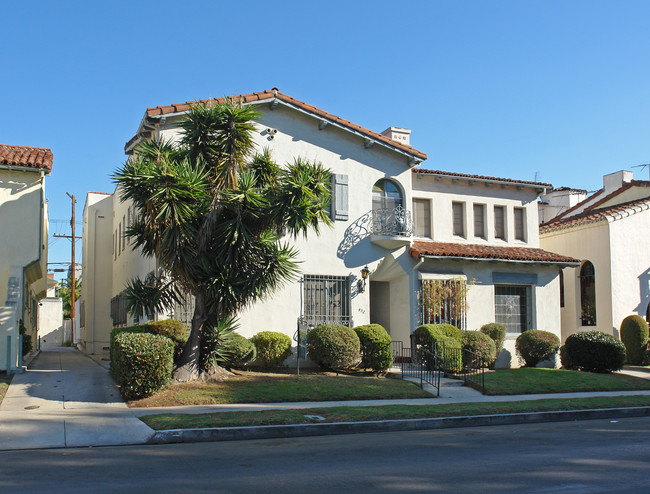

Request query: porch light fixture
[{"left": 358, "top": 265, "right": 370, "bottom": 293}]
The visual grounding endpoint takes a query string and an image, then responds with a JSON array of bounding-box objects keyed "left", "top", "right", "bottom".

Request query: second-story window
[
  {"left": 452, "top": 202, "right": 465, "bottom": 238},
  {"left": 494, "top": 206, "right": 506, "bottom": 240},
  {"left": 372, "top": 179, "right": 403, "bottom": 210},
  {"left": 473, "top": 204, "right": 485, "bottom": 239},
  {"left": 412, "top": 198, "right": 432, "bottom": 238},
  {"left": 514, "top": 207, "right": 526, "bottom": 241}
]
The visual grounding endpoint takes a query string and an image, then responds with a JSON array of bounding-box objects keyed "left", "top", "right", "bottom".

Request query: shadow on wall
[
  {"left": 494, "top": 348, "right": 512, "bottom": 369},
  {"left": 337, "top": 211, "right": 373, "bottom": 260},
  {"left": 636, "top": 268, "right": 650, "bottom": 319}
]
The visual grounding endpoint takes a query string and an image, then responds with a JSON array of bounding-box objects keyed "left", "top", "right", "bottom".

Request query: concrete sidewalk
[{"left": 0, "top": 348, "right": 153, "bottom": 450}]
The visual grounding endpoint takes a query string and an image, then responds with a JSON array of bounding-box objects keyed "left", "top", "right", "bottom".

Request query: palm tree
[{"left": 113, "top": 99, "right": 332, "bottom": 381}]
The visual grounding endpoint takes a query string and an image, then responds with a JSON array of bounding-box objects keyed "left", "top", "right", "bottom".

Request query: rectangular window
[
  {"left": 514, "top": 207, "right": 526, "bottom": 241},
  {"left": 494, "top": 206, "right": 506, "bottom": 240},
  {"left": 110, "top": 293, "right": 128, "bottom": 327},
  {"left": 114, "top": 230, "right": 117, "bottom": 260},
  {"left": 118, "top": 223, "right": 122, "bottom": 255},
  {"left": 419, "top": 278, "right": 467, "bottom": 330},
  {"left": 302, "top": 275, "right": 352, "bottom": 327},
  {"left": 412, "top": 198, "right": 432, "bottom": 238},
  {"left": 452, "top": 202, "right": 465, "bottom": 237},
  {"left": 495, "top": 285, "right": 530, "bottom": 333},
  {"left": 473, "top": 204, "right": 485, "bottom": 239},
  {"left": 122, "top": 215, "right": 126, "bottom": 250},
  {"left": 173, "top": 295, "right": 195, "bottom": 327}
]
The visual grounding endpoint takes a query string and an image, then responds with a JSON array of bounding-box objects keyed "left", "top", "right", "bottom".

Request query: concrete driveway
[{"left": 0, "top": 348, "right": 154, "bottom": 450}]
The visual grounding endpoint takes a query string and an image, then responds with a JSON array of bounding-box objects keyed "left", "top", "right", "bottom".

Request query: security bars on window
[
  {"left": 301, "top": 275, "right": 353, "bottom": 327},
  {"left": 418, "top": 279, "right": 467, "bottom": 330}
]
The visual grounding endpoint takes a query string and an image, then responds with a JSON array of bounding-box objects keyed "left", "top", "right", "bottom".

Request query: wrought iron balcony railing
[{"left": 369, "top": 206, "right": 414, "bottom": 237}]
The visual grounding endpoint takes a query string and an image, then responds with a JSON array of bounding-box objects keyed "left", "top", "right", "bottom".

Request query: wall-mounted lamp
[{"left": 357, "top": 265, "right": 370, "bottom": 293}]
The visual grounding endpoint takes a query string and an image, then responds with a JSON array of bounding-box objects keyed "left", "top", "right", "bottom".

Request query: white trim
[{"left": 418, "top": 272, "right": 467, "bottom": 281}]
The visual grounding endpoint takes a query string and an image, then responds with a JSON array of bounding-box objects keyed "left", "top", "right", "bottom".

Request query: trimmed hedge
[
  {"left": 353, "top": 324, "right": 393, "bottom": 372},
  {"left": 307, "top": 324, "right": 360, "bottom": 371},
  {"left": 560, "top": 330, "right": 626, "bottom": 373},
  {"left": 462, "top": 330, "right": 497, "bottom": 368},
  {"left": 110, "top": 319, "right": 188, "bottom": 365},
  {"left": 250, "top": 331, "right": 292, "bottom": 367},
  {"left": 516, "top": 330, "right": 560, "bottom": 367},
  {"left": 112, "top": 332, "right": 173, "bottom": 400},
  {"left": 620, "top": 315, "right": 649, "bottom": 365},
  {"left": 413, "top": 325, "right": 462, "bottom": 372},
  {"left": 414, "top": 324, "right": 462, "bottom": 346},
  {"left": 480, "top": 323, "right": 506, "bottom": 353},
  {"left": 219, "top": 334, "right": 256, "bottom": 368}
]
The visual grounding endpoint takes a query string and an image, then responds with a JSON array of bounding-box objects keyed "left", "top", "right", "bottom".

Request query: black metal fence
[{"left": 391, "top": 340, "right": 441, "bottom": 396}]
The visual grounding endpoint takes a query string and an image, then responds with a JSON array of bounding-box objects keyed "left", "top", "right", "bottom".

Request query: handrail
[{"left": 370, "top": 206, "right": 414, "bottom": 236}]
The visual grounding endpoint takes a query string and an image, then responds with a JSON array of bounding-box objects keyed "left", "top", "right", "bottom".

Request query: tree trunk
[{"left": 173, "top": 291, "right": 207, "bottom": 382}]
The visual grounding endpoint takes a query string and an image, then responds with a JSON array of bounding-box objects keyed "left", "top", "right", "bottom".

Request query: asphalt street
[{"left": 1, "top": 416, "right": 649, "bottom": 493}]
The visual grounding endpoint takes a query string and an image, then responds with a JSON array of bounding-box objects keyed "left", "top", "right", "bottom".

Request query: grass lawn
[
  {"left": 0, "top": 373, "right": 12, "bottom": 405},
  {"left": 140, "top": 394, "right": 650, "bottom": 430},
  {"left": 481, "top": 368, "right": 650, "bottom": 395},
  {"left": 129, "top": 371, "right": 431, "bottom": 407}
]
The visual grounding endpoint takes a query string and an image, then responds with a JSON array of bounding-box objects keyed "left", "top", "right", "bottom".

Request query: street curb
[{"left": 148, "top": 405, "right": 650, "bottom": 444}]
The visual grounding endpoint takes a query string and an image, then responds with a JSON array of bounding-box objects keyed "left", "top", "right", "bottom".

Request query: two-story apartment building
[
  {"left": 0, "top": 144, "right": 52, "bottom": 372},
  {"left": 81, "top": 89, "right": 577, "bottom": 367}
]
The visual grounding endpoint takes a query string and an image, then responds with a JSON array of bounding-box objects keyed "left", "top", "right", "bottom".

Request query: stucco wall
[{"left": 38, "top": 297, "right": 64, "bottom": 347}]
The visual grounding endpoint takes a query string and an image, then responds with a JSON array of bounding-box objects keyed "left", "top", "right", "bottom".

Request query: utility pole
[{"left": 54, "top": 193, "right": 81, "bottom": 345}]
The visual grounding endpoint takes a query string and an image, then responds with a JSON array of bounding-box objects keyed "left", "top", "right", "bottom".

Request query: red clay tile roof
[
  {"left": 410, "top": 241, "right": 579, "bottom": 264},
  {"left": 137, "top": 89, "right": 427, "bottom": 160},
  {"left": 540, "top": 196, "right": 650, "bottom": 233},
  {"left": 413, "top": 168, "right": 552, "bottom": 188},
  {"left": 0, "top": 144, "right": 53, "bottom": 172}
]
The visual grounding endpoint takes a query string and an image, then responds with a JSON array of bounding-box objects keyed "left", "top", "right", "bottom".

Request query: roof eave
[{"left": 415, "top": 253, "right": 580, "bottom": 268}]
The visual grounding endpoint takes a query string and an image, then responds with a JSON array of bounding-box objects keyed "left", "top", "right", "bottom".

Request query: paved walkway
[{"left": 2, "top": 352, "right": 650, "bottom": 450}]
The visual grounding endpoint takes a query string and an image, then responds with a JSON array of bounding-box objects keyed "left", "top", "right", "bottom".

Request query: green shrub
[
  {"left": 560, "top": 330, "right": 626, "bottom": 373},
  {"left": 250, "top": 331, "right": 292, "bottom": 367},
  {"left": 480, "top": 323, "right": 506, "bottom": 353},
  {"left": 112, "top": 332, "right": 173, "bottom": 400},
  {"left": 353, "top": 324, "right": 393, "bottom": 372},
  {"left": 307, "top": 324, "right": 360, "bottom": 371},
  {"left": 219, "top": 334, "right": 256, "bottom": 368},
  {"left": 620, "top": 315, "right": 649, "bottom": 365},
  {"left": 433, "top": 324, "right": 463, "bottom": 342},
  {"left": 462, "top": 330, "right": 497, "bottom": 368},
  {"left": 200, "top": 316, "right": 238, "bottom": 371},
  {"left": 414, "top": 324, "right": 462, "bottom": 347},
  {"left": 22, "top": 334, "right": 32, "bottom": 357},
  {"left": 515, "top": 330, "right": 560, "bottom": 367},
  {"left": 142, "top": 319, "right": 189, "bottom": 363},
  {"left": 413, "top": 325, "right": 462, "bottom": 372}
]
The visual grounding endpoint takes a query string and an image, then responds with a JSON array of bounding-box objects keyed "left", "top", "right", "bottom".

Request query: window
[
  {"left": 419, "top": 278, "right": 467, "bottom": 329},
  {"left": 580, "top": 261, "right": 596, "bottom": 326},
  {"left": 559, "top": 270, "right": 565, "bottom": 308},
  {"left": 118, "top": 223, "right": 122, "bottom": 255},
  {"left": 495, "top": 285, "right": 530, "bottom": 333},
  {"left": 412, "top": 198, "right": 432, "bottom": 238},
  {"left": 114, "top": 230, "right": 117, "bottom": 260},
  {"left": 372, "top": 179, "right": 408, "bottom": 236},
  {"left": 302, "top": 275, "right": 352, "bottom": 327},
  {"left": 122, "top": 215, "right": 126, "bottom": 250},
  {"left": 494, "top": 206, "right": 506, "bottom": 240},
  {"left": 110, "top": 293, "right": 128, "bottom": 326},
  {"left": 452, "top": 202, "right": 465, "bottom": 237},
  {"left": 173, "top": 295, "right": 195, "bottom": 327},
  {"left": 514, "top": 207, "right": 526, "bottom": 241},
  {"left": 473, "top": 204, "right": 485, "bottom": 239}
]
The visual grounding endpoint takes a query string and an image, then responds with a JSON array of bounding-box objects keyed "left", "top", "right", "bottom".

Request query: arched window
[
  {"left": 371, "top": 179, "right": 410, "bottom": 236},
  {"left": 372, "top": 179, "right": 403, "bottom": 211},
  {"left": 580, "top": 261, "right": 596, "bottom": 326}
]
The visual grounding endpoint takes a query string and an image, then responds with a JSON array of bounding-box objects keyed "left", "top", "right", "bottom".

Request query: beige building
[
  {"left": 0, "top": 144, "right": 52, "bottom": 372},
  {"left": 540, "top": 171, "right": 650, "bottom": 340},
  {"left": 81, "top": 89, "right": 576, "bottom": 367}
]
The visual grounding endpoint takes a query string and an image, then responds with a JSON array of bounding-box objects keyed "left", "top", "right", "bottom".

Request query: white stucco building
[
  {"left": 540, "top": 170, "right": 650, "bottom": 341},
  {"left": 0, "top": 144, "right": 52, "bottom": 372},
  {"left": 81, "top": 89, "right": 576, "bottom": 367},
  {"left": 38, "top": 273, "right": 64, "bottom": 347}
]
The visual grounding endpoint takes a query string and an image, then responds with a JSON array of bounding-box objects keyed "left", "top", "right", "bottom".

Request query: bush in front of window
[
  {"left": 250, "top": 331, "right": 293, "bottom": 368},
  {"left": 515, "top": 330, "right": 560, "bottom": 367},
  {"left": 413, "top": 325, "right": 462, "bottom": 372},
  {"left": 353, "top": 324, "right": 392, "bottom": 372},
  {"left": 462, "top": 330, "right": 497, "bottom": 368},
  {"left": 620, "top": 315, "right": 649, "bottom": 365},
  {"left": 414, "top": 324, "right": 462, "bottom": 345},
  {"left": 479, "top": 323, "right": 506, "bottom": 354},
  {"left": 307, "top": 324, "right": 361, "bottom": 371},
  {"left": 112, "top": 332, "right": 173, "bottom": 400},
  {"left": 560, "top": 331, "right": 626, "bottom": 373}
]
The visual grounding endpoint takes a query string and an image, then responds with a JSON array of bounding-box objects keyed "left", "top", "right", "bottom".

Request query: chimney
[
  {"left": 603, "top": 170, "right": 633, "bottom": 194},
  {"left": 381, "top": 127, "right": 411, "bottom": 146}
]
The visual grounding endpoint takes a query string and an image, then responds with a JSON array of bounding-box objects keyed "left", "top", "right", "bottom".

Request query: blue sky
[{"left": 2, "top": 0, "right": 649, "bottom": 281}]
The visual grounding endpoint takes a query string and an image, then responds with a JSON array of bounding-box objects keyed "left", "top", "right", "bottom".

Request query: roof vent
[{"left": 381, "top": 127, "right": 411, "bottom": 146}]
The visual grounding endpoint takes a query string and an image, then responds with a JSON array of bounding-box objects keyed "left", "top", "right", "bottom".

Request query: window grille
[
  {"left": 110, "top": 293, "right": 128, "bottom": 326},
  {"left": 301, "top": 275, "right": 352, "bottom": 327},
  {"left": 173, "top": 295, "right": 195, "bottom": 327},
  {"left": 418, "top": 278, "right": 467, "bottom": 329}
]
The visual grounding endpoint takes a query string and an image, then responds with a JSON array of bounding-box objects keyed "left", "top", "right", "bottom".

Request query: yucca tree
[{"left": 113, "top": 100, "right": 332, "bottom": 381}]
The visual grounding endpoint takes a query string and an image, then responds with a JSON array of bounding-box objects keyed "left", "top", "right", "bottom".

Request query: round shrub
[
  {"left": 560, "top": 330, "right": 626, "bottom": 373},
  {"left": 620, "top": 315, "right": 649, "bottom": 365},
  {"left": 353, "top": 324, "right": 393, "bottom": 372},
  {"left": 414, "top": 324, "right": 462, "bottom": 347},
  {"left": 112, "top": 332, "right": 173, "bottom": 400},
  {"left": 462, "top": 330, "right": 497, "bottom": 368},
  {"left": 219, "top": 333, "right": 256, "bottom": 368},
  {"left": 307, "top": 324, "right": 360, "bottom": 371},
  {"left": 433, "top": 324, "right": 463, "bottom": 342},
  {"left": 480, "top": 323, "right": 506, "bottom": 353},
  {"left": 413, "top": 325, "right": 463, "bottom": 372},
  {"left": 516, "top": 330, "right": 560, "bottom": 367},
  {"left": 250, "top": 331, "right": 292, "bottom": 367},
  {"left": 143, "top": 319, "right": 189, "bottom": 363}
]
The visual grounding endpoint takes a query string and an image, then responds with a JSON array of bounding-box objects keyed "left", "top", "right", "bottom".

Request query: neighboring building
[
  {"left": 540, "top": 170, "right": 650, "bottom": 341},
  {"left": 81, "top": 89, "right": 576, "bottom": 367},
  {"left": 0, "top": 144, "right": 52, "bottom": 372},
  {"left": 38, "top": 273, "right": 64, "bottom": 347}
]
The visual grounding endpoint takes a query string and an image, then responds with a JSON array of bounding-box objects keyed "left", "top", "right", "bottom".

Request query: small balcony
[{"left": 369, "top": 206, "right": 413, "bottom": 249}]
